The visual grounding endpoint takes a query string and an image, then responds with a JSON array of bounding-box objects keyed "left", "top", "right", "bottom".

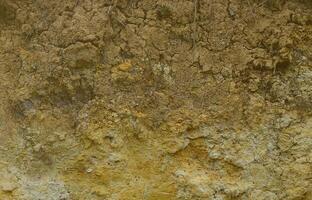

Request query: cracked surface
[{"left": 0, "top": 0, "right": 311, "bottom": 199}]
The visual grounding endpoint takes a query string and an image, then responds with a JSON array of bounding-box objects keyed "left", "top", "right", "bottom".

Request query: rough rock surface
[{"left": 0, "top": 0, "right": 311, "bottom": 199}]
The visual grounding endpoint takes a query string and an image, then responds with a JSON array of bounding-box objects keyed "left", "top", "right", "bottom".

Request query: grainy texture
[{"left": 0, "top": 0, "right": 311, "bottom": 199}]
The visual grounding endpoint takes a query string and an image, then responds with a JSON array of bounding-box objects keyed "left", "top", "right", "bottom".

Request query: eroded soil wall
[{"left": 0, "top": 0, "right": 311, "bottom": 199}]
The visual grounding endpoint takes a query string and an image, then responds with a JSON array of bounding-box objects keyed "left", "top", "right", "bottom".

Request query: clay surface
[{"left": 0, "top": 0, "right": 311, "bottom": 199}]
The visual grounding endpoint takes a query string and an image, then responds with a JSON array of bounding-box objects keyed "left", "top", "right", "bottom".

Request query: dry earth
[{"left": 0, "top": 0, "right": 311, "bottom": 199}]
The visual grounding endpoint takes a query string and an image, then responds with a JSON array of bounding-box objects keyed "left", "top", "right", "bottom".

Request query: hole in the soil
[
  {"left": 75, "top": 59, "right": 94, "bottom": 68},
  {"left": 271, "top": 41, "right": 279, "bottom": 52},
  {"left": 276, "top": 59, "right": 290, "bottom": 72},
  {"left": 156, "top": 5, "right": 172, "bottom": 20},
  {"left": 50, "top": 89, "right": 73, "bottom": 107},
  {"left": 10, "top": 99, "right": 35, "bottom": 119},
  {"left": 0, "top": 1, "right": 15, "bottom": 24},
  {"left": 75, "top": 85, "right": 94, "bottom": 103},
  {"left": 120, "top": 48, "right": 134, "bottom": 59},
  {"left": 306, "top": 19, "right": 312, "bottom": 26}
]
